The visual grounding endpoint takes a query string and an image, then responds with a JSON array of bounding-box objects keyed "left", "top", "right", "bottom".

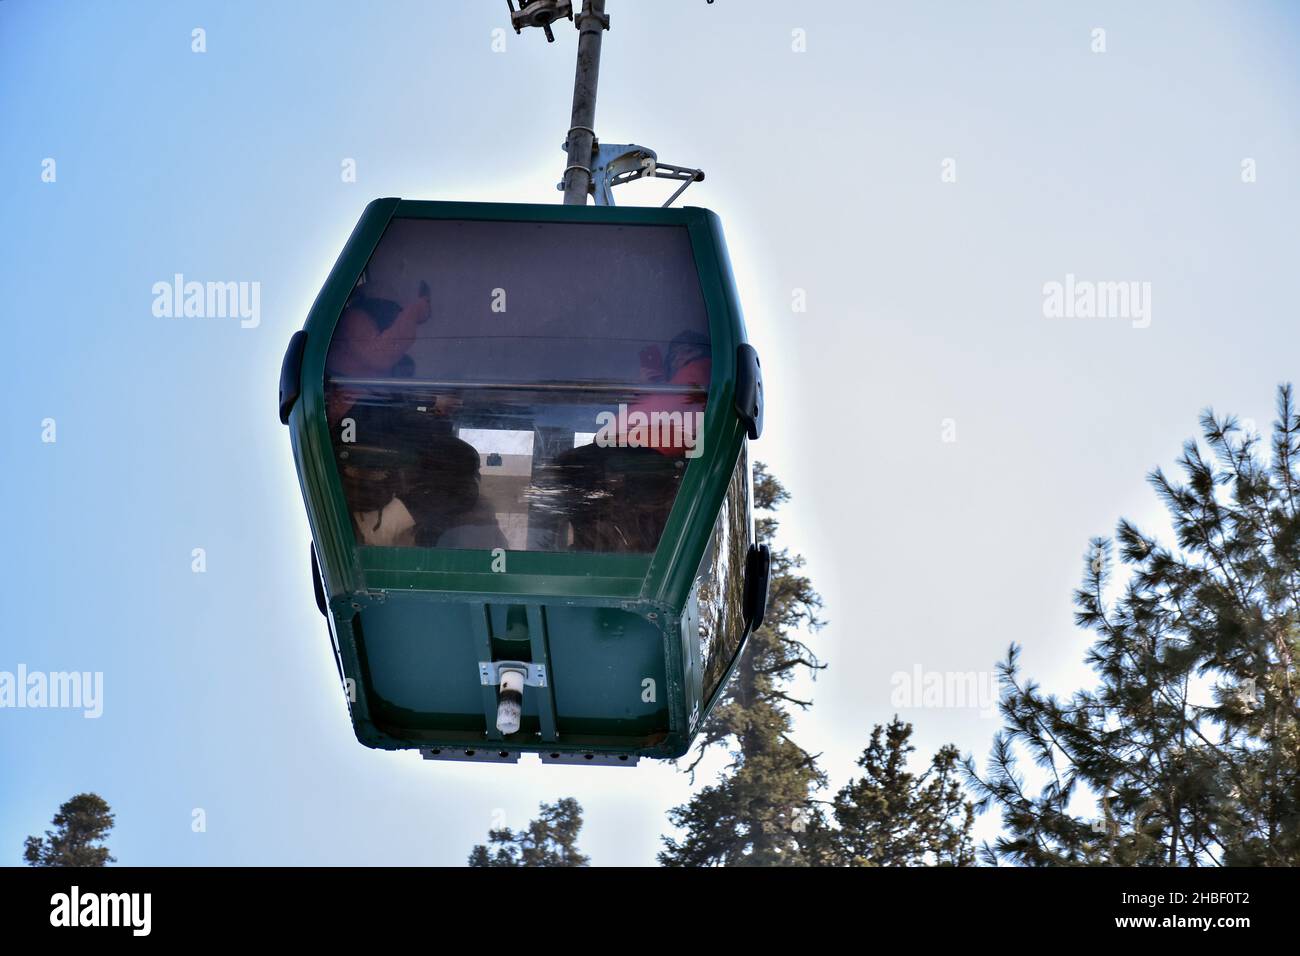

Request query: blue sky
[{"left": 2, "top": 0, "right": 1298, "bottom": 865}]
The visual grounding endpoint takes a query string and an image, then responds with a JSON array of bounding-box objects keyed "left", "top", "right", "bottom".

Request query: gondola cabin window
[
  {"left": 324, "top": 218, "right": 712, "bottom": 554},
  {"left": 695, "top": 443, "right": 753, "bottom": 707}
]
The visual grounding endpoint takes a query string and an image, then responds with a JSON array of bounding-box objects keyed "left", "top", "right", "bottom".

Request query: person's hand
[
  {"left": 434, "top": 395, "right": 462, "bottom": 417},
  {"left": 416, "top": 280, "right": 432, "bottom": 324},
  {"left": 639, "top": 345, "right": 664, "bottom": 383},
  {"left": 401, "top": 295, "right": 431, "bottom": 326}
]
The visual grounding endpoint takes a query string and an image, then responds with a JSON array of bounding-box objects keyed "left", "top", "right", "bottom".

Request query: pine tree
[
  {"left": 659, "top": 464, "right": 826, "bottom": 866},
  {"left": 24, "top": 793, "right": 116, "bottom": 867},
  {"left": 468, "top": 798, "right": 589, "bottom": 867},
  {"left": 832, "top": 717, "right": 975, "bottom": 866},
  {"left": 967, "top": 385, "right": 1300, "bottom": 866}
]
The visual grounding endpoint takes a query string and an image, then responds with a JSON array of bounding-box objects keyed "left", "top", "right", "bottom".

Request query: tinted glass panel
[
  {"left": 328, "top": 218, "right": 709, "bottom": 386},
  {"left": 324, "top": 218, "right": 712, "bottom": 554}
]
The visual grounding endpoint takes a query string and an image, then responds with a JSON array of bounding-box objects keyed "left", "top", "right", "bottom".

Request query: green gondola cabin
[{"left": 280, "top": 199, "right": 767, "bottom": 765}]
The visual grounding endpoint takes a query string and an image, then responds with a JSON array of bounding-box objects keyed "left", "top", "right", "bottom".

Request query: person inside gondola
[
  {"left": 335, "top": 403, "right": 505, "bottom": 550},
  {"left": 403, "top": 430, "right": 507, "bottom": 550},
  {"left": 325, "top": 281, "right": 504, "bottom": 550},
  {"left": 326, "top": 282, "right": 431, "bottom": 430},
  {"left": 553, "top": 330, "right": 711, "bottom": 553},
  {"left": 338, "top": 440, "right": 419, "bottom": 547},
  {"left": 626, "top": 329, "right": 711, "bottom": 457}
]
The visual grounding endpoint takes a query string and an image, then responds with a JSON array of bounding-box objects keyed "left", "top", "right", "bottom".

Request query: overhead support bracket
[
  {"left": 559, "top": 141, "right": 704, "bottom": 206},
  {"left": 506, "top": 0, "right": 573, "bottom": 42}
]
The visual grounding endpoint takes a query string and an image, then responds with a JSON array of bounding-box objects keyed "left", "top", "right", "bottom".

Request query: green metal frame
[{"left": 286, "top": 199, "right": 753, "bottom": 759}]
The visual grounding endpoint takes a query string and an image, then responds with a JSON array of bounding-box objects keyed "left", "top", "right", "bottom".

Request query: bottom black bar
[{"left": 0, "top": 864, "right": 1283, "bottom": 940}]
